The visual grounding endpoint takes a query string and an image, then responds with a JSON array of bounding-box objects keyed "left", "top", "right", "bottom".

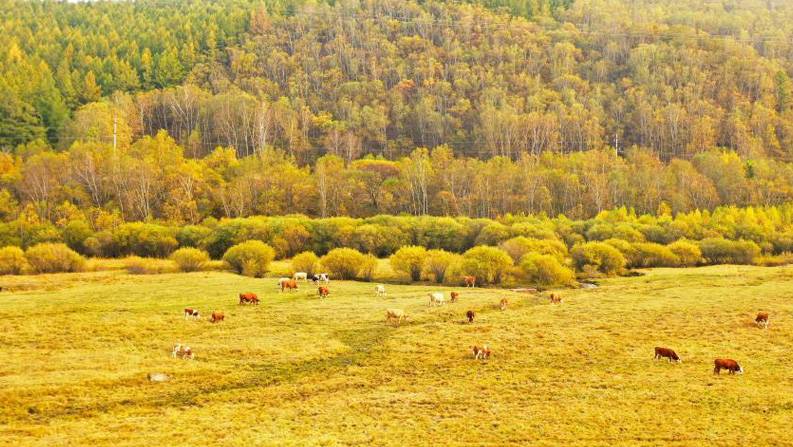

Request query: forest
[{"left": 2, "top": 0, "right": 793, "bottom": 226}]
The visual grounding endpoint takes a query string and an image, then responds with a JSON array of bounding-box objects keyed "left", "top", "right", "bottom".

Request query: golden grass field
[{"left": 1, "top": 264, "right": 793, "bottom": 446}]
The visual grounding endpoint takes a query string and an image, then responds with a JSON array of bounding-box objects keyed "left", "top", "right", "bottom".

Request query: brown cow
[
  {"left": 499, "top": 298, "right": 508, "bottom": 311},
  {"left": 472, "top": 345, "right": 491, "bottom": 360},
  {"left": 239, "top": 292, "right": 259, "bottom": 305},
  {"left": 654, "top": 347, "right": 681, "bottom": 363},
  {"left": 451, "top": 292, "right": 460, "bottom": 303},
  {"left": 463, "top": 276, "right": 476, "bottom": 287},
  {"left": 281, "top": 279, "right": 298, "bottom": 292},
  {"left": 466, "top": 310, "right": 475, "bottom": 323},
  {"left": 183, "top": 308, "right": 200, "bottom": 320},
  {"left": 549, "top": 293, "right": 562, "bottom": 304},
  {"left": 755, "top": 312, "right": 769, "bottom": 328},
  {"left": 210, "top": 311, "right": 225, "bottom": 323},
  {"left": 318, "top": 286, "right": 329, "bottom": 298},
  {"left": 714, "top": 358, "right": 743, "bottom": 375},
  {"left": 171, "top": 343, "right": 194, "bottom": 360}
]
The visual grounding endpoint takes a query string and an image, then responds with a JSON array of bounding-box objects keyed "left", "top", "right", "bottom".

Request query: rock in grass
[{"left": 147, "top": 372, "right": 170, "bottom": 382}]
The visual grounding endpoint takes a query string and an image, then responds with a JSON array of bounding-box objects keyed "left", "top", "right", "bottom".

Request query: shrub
[
  {"left": 25, "top": 243, "right": 86, "bottom": 274},
  {"left": 519, "top": 253, "right": 575, "bottom": 287},
  {"left": 170, "top": 247, "right": 210, "bottom": 272},
  {"left": 460, "top": 246, "right": 513, "bottom": 284},
  {"left": 124, "top": 256, "right": 172, "bottom": 274},
  {"left": 698, "top": 238, "right": 760, "bottom": 265},
  {"left": 603, "top": 238, "right": 638, "bottom": 265},
  {"left": 291, "top": 251, "right": 320, "bottom": 275},
  {"left": 571, "top": 242, "right": 626, "bottom": 276},
  {"left": 422, "top": 249, "right": 458, "bottom": 283},
  {"left": 62, "top": 220, "right": 94, "bottom": 254},
  {"left": 499, "top": 237, "right": 568, "bottom": 263},
  {"left": 358, "top": 253, "right": 378, "bottom": 282},
  {"left": 110, "top": 223, "right": 179, "bottom": 258},
  {"left": 176, "top": 225, "right": 212, "bottom": 248},
  {"left": 629, "top": 243, "right": 680, "bottom": 268},
  {"left": 390, "top": 245, "right": 427, "bottom": 281},
  {"left": 320, "top": 248, "right": 367, "bottom": 280},
  {"left": 0, "top": 246, "right": 28, "bottom": 275},
  {"left": 668, "top": 240, "right": 702, "bottom": 267},
  {"left": 586, "top": 223, "right": 645, "bottom": 242},
  {"left": 222, "top": 240, "right": 276, "bottom": 277}
]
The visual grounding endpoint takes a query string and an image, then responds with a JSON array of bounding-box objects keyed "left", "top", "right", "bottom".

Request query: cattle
[
  {"left": 277, "top": 277, "right": 291, "bottom": 290},
  {"left": 755, "top": 312, "right": 769, "bottom": 328},
  {"left": 171, "top": 343, "right": 194, "bottom": 360},
  {"left": 281, "top": 279, "right": 298, "bottom": 292},
  {"left": 210, "top": 311, "right": 225, "bottom": 323},
  {"left": 311, "top": 273, "right": 330, "bottom": 283},
  {"left": 466, "top": 310, "right": 475, "bottom": 323},
  {"left": 450, "top": 292, "right": 460, "bottom": 303},
  {"left": 375, "top": 284, "right": 386, "bottom": 297},
  {"left": 472, "top": 345, "right": 491, "bottom": 360},
  {"left": 499, "top": 298, "right": 508, "bottom": 311},
  {"left": 463, "top": 276, "right": 476, "bottom": 287},
  {"left": 385, "top": 308, "right": 407, "bottom": 326},
  {"left": 183, "top": 308, "right": 200, "bottom": 320},
  {"left": 294, "top": 272, "right": 308, "bottom": 281},
  {"left": 239, "top": 292, "right": 259, "bottom": 305},
  {"left": 318, "top": 286, "right": 329, "bottom": 298},
  {"left": 714, "top": 358, "right": 743, "bottom": 375},
  {"left": 428, "top": 292, "right": 446, "bottom": 306},
  {"left": 654, "top": 347, "right": 681, "bottom": 363},
  {"left": 549, "top": 293, "right": 562, "bottom": 304}
]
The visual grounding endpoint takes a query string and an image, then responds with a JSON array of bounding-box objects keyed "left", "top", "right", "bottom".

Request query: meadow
[{"left": 1, "top": 264, "right": 793, "bottom": 446}]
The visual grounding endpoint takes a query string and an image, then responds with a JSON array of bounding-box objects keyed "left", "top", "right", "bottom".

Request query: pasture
[{"left": 1, "top": 265, "right": 793, "bottom": 446}]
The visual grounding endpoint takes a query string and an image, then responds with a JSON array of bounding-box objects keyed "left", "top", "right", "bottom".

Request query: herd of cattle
[{"left": 171, "top": 273, "right": 767, "bottom": 374}]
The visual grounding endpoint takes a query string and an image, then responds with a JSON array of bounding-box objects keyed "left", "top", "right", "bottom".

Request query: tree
[{"left": 390, "top": 245, "right": 427, "bottom": 281}]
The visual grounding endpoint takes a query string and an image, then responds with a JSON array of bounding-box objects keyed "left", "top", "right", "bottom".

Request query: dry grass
[{"left": 1, "top": 265, "right": 792, "bottom": 445}]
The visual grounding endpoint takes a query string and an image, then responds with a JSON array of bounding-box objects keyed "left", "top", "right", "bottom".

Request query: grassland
[{"left": 1, "top": 265, "right": 793, "bottom": 446}]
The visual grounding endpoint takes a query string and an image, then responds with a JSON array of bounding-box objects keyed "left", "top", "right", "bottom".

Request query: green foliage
[
  {"left": 0, "top": 246, "right": 28, "bottom": 275},
  {"left": 107, "top": 223, "right": 178, "bottom": 258},
  {"left": 170, "top": 247, "right": 210, "bottom": 272},
  {"left": 61, "top": 220, "right": 94, "bottom": 254},
  {"left": 629, "top": 243, "right": 680, "bottom": 268},
  {"left": 698, "top": 238, "right": 761, "bottom": 265},
  {"left": 358, "top": 253, "right": 378, "bottom": 282},
  {"left": 24, "top": 243, "right": 85, "bottom": 273},
  {"left": 390, "top": 246, "right": 428, "bottom": 281},
  {"left": 668, "top": 240, "right": 702, "bottom": 267},
  {"left": 222, "top": 240, "right": 275, "bottom": 277},
  {"left": 320, "top": 248, "right": 368, "bottom": 280},
  {"left": 519, "top": 253, "right": 575, "bottom": 287},
  {"left": 500, "top": 236, "right": 568, "bottom": 263},
  {"left": 461, "top": 246, "right": 513, "bottom": 284},
  {"left": 422, "top": 249, "right": 458, "bottom": 284},
  {"left": 571, "top": 242, "right": 626, "bottom": 276},
  {"left": 291, "top": 251, "right": 319, "bottom": 275}
]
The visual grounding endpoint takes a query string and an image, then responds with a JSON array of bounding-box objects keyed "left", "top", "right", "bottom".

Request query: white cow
[
  {"left": 171, "top": 343, "right": 194, "bottom": 360},
  {"left": 428, "top": 292, "right": 445, "bottom": 306},
  {"left": 375, "top": 284, "right": 386, "bottom": 297},
  {"left": 385, "top": 308, "right": 407, "bottom": 326},
  {"left": 294, "top": 272, "right": 308, "bottom": 281}
]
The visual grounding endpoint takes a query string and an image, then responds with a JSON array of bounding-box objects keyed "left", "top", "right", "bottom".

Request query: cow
[
  {"left": 375, "top": 284, "right": 386, "bottom": 297},
  {"left": 755, "top": 312, "right": 769, "bottom": 328},
  {"left": 472, "top": 345, "right": 491, "bottom": 360},
  {"left": 318, "top": 286, "right": 329, "bottom": 298},
  {"left": 549, "top": 293, "right": 562, "bottom": 304},
  {"left": 429, "top": 292, "right": 445, "bottom": 306},
  {"left": 654, "top": 347, "right": 681, "bottom": 363},
  {"left": 466, "top": 310, "right": 476, "bottom": 323},
  {"left": 183, "top": 308, "right": 200, "bottom": 320},
  {"left": 499, "top": 298, "right": 508, "bottom": 311},
  {"left": 294, "top": 272, "right": 308, "bottom": 281},
  {"left": 311, "top": 273, "right": 330, "bottom": 283},
  {"left": 385, "top": 308, "right": 407, "bottom": 326},
  {"left": 210, "top": 311, "right": 225, "bottom": 323},
  {"left": 463, "top": 276, "right": 476, "bottom": 287},
  {"left": 714, "top": 358, "right": 743, "bottom": 375},
  {"left": 281, "top": 279, "right": 298, "bottom": 292},
  {"left": 277, "top": 277, "right": 291, "bottom": 290},
  {"left": 239, "top": 292, "right": 259, "bottom": 305},
  {"left": 171, "top": 343, "right": 194, "bottom": 360},
  {"left": 450, "top": 292, "right": 460, "bottom": 303}
]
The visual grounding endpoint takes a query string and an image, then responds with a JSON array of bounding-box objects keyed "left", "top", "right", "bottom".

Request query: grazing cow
[
  {"left": 463, "top": 276, "right": 476, "bottom": 287},
  {"left": 318, "top": 286, "right": 329, "bottom": 298},
  {"left": 654, "top": 347, "right": 681, "bottom": 363},
  {"left": 239, "top": 292, "right": 259, "bottom": 305},
  {"left": 375, "top": 284, "right": 386, "bottom": 297},
  {"left": 429, "top": 292, "right": 446, "bottom": 306},
  {"left": 466, "top": 310, "right": 476, "bottom": 323},
  {"left": 278, "top": 277, "right": 291, "bottom": 290},
  {"left": 171, "top": 343, "right": 194, "bottom": 360},
  {"left": 210, "top": 311, "right": 225, "bottom": 323},
  {"left": 281, "top": 279, "right": 298, "bottom": 292},
  {"left": 450, "top": 292, "right": 460, "bottom": 303},
  {"left": 294, "top": 272, "right": 308, "bottom": 281},
  {"left": 549, "top": 293, "right": 562, "bottom": 304},
  {"left": 385, "top": 308, "right": 407, "bottom": 326},
  {"left": 183, "top": 308, "right": 200, "bottom": 320},
  {"left": 714, "top": 358, "right": 743, "bottom": 375},
  {"left": 472, "top": 345, "right": 491, "bottom": 360},
  {"left": 311, "top": 273, "right": 330, "bottom": 283},
  {"left": 755, "top": 312, "right": 769, "bottom": 328},
  {"left": 499, "top": 298, "right": 508, "bottom": 311}
]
